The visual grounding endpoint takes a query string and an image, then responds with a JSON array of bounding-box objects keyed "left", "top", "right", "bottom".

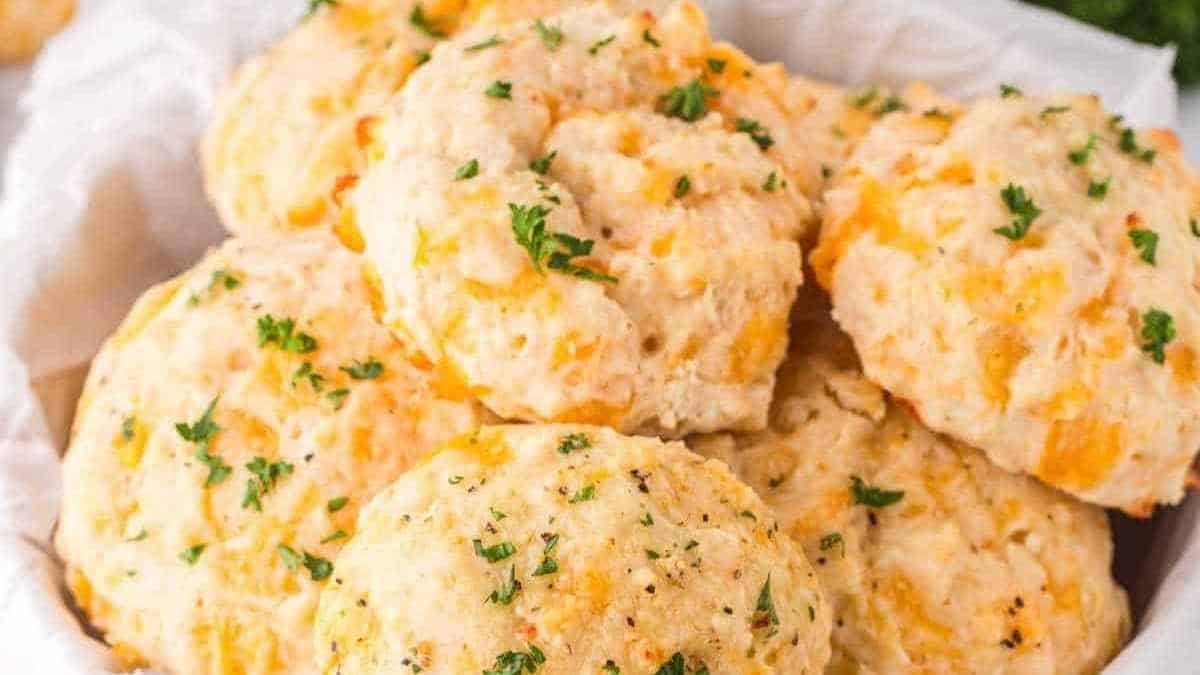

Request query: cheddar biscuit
[
  {"left": 812, "top": 91, "right": 1200, "bottom": 511},
  {"left": 354, "top": 2, "right": 813, "bottom": 436},
  {"left": 692, "top": 305, "right": 1131, "bottom": 674},
  {"left": 315, "top": 424, "right": 831, "bottom": 674},
  {"left": 55, "top": 232, "right": 489, "bottom": 674}
]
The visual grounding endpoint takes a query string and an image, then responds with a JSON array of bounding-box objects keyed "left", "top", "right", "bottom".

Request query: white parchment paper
[{"left": 0, "top": 0, "right": 1191, "bottom": 672}]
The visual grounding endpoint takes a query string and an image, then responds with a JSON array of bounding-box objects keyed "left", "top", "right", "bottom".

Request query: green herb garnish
[
  {"left": 257, "top": 315, "right": 317, "bottom": 353},
  {"left": 510, "top": 203, "right": 618, "bottom": 283},
  {"left": 735, "top": 117, "right": 773, "bottom": 150},
  {"left": 1129, "top": 229, "right": 1159, "bottom": 265},
  {"left": 1141, "top": 308, "right": 1175, "bottom": 364},
  {"left": 659, "top": 79, "right": 718, "bottom": 122},
  {"left": 994, "top": 183, "right": 1041, "bottom": 240},
  {"left": 474, "top": 539, "right": 516, "bottom": 563},
  {"left": 533, "top": 19, "right": 563, "bottom": 50},
  {"left": 850, "top": 475, "right": 904, "bottom": 507},
  {"left": 485, "top": 80, "right": 513, "bottom": 99},
  {"left": 455, "top": 158, "right": 480, "bottom": 180}
]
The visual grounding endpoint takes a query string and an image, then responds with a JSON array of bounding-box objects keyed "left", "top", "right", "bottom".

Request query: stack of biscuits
[{"left": 57, "top": 1, "right": 1200, "bottom": 673}]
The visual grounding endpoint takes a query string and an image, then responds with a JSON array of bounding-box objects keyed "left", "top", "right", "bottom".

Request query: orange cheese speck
[
  {"left": 286, "top": 198, "right": 327, "bottom": 228},
  {"left": 726, "top": 311, "right": 787, "bottom": 383},
  {"left": 333, "top": 205, "right": 364, "bottom": 253},
  {"left": 811, "top": 178, "right": 928, "bottom": 289},
  {"left": 1036, "top": 417, "right": 1123, "bottom": 490},
  {"left": 439, "top": 429, "right": 512, "bottom": 466},
  {"left": 1170, "top": 343, "right": 1198, "bottom": 387},
  {"left": 977, "top": 327, "right": 1029, "bottom": 408}
]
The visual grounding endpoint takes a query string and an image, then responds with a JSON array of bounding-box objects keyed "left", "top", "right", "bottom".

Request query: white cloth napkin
[{"left": 0, "top": 0, "right": 1190, "bottom": 672}]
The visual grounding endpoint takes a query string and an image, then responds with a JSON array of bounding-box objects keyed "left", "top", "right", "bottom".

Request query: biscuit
[
  {"left": 315, "top": 424, "right": 832, "bottom": 674},
  {"left": 811, "top": 91, "right": 1200, "bottom": 511},
  {"left": 692, "top": 303, "right": 1131, "bottom": 674},
  {"left": 0, "top": 0, "right": 74, "bottom": 62},
  {"left": 55, "top": 232, "right": 490, "bottom": 674}
]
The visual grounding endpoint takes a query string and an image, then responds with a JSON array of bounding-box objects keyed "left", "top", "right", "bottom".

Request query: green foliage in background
[{"left": 1025, "top": 0, "right": 1200, "bottom": 85}]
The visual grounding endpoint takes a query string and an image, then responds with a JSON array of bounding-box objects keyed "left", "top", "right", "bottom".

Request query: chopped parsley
[
  {"left": 189, "top": 268, "right": 241, "bottom": 306},
  {"left": 408, "top": 3, "right": 446, "bottom": 38},
  {"left": 639, "top": 512, "right": 654, "bottom": 526},
  {"left": 489, "top": 506, "right": 507, "bottom": 521},
  {"left": 848, "top": 87, "right": 878, "bottom": 109},
  {"left": 874, "top": 95, "right": 908, "bottom": 116},
  {"left": 762, "top": 171, "right": 779, "bottom": 192},
  {"left": 532, "top": 534, "right": 560, "bottom": 576},
  {"left": 655, "top": 652, "right": 686, "bottom": 675},
  {"left": 734, "top": 117, "right": 774, "bottom": 151},
  {"left": 533, "top": 19, "right": 563, "bottom": 51},
  {"left": 587, "top": 34, "right": 615, "bottom": 55},
  {"left": 304, "top": 0, "right": 338, "bottom": 20},
  {"left": 415, "top": 49, "right": 431, "bottom": 66},
  {"left": 455, "top": 158, "right": 480, "bottom": 181},
  {"left": 994, "top": 183, "right": 1041, "bottom": 240},
  {"left": 819, "top": 532, "right": 844, "bottom": 557},
  {"left": 326, "top": 388, "right": 350, "bottom": 410},
  {"left": 176, "top": 397, "right": 232, "bottom": 486},
  {"left": 180, "top": 544, "right": 206, "bottom": 565},
  {"left": 256, "top": 315, "right": 317, "bottom": 353},
  {"left": 292, "top": 362, "right": 325, "bottom": 391},
  {"left": 1129, "top": 229, "right": 1159, "bottom": 265},
  {"left": 121, "top": 416, "right": 137, "bottom": 442},
  {"left": 557, "top": 432, "right": 590, "bottom": 455},
  {"left": 320, "top": 530, "right": 348, "bottom": 544},
  {"left": 327, "top": 496, "right": 349, "bottom": 512},
  {"left": 278, "top": 543, "right": 301, "bottom": 570},
  {"left": 645, "top": 548, "right": 661, "bottom": 560},
  {"left": 465, "top": 35, "right": 504, "bottom": 52},
  {"left": 674, "top": 175, "right": 691, "bottom": 198},
  {"left": 340, "top": 357, "right": 383, "bottom": 380},
  {"left": 706, "top": 58, "right": 726, "bottom": 73},
  {"left": 529, "top": 150, "right": 557, "bottom": 175},
  {"left": 568, "top": 484, "right": 596, "bottom": 503},
  {"left": 449, "top": 475, "right": 465, "bottom": 485},
  {"left": 483, "top": 645, "right": 545, "bottom": 675},
  {"left": 1119, "top": 127, "right": 1156, "bottom": 163},
  {"left": 289, "top": 549, "right": 335, "bottom": 580},
  {"left": 752, "top": 576, "right": 780, "bottom": 635},
  {"left": 1192, "top": 219, "right": 1200, "bottom": 238},
  {"left": 487, "top": 564, "right": 521, "bottom": 604},
  {"left": 642, "top": 29, "right": 661, "bottom": 47},
  {"left": 509, "top": 203, "right": 618, "bottom": 283},
  {"left": 1068, "top": 133, "right": 1098, "bottom": 165},
  {"left": 474, "top": 539, "right": 516, "bottom": 563},
  {"left": 1141, "top": 308, "right": 1176, "bottom": 364},
  {"left": 850, "top": 475, "right": 904, "bottom": 507},
  {"left": 1040, "top": 105, "right": 1071, "bottom": 119},
  {"left": 1088, "top": 176, "right": 1111, "bottom": 200},
  {"left": 242, "top": 456, "right": 294, "bottom": 512},
  {"left": 999, "top": 83, "right": 1023, "bottom": 98},
  {"left": 485, "top": 80, "right": 513, "bottom": 99},
  {"left": 602, "top": 661, "right": 621, "bottom": 674},
  {"left": 659, "top": 79, "right": 717, "bottom": 122}
]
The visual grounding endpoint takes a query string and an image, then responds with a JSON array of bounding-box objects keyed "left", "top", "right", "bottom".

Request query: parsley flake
[
  {"left": 415, "top": 49, "right": 431, "bottom": 66},
  {"left": 999, "top": 83, "right": 1023, "bottom": 98},
  {"left": 645, "top": 549, "right": 662, "bottom": 560},
  {"left": 874, "top": 95, "right": 908, "bottom": 116},
  {"left": 121, "top": 416, "right": 137, "bottom": 442},
  {"left": 449, "top": 475, "right": 465, "bottom": 485},
  {"left": 674, "top": 175, "right": 691, "bottom": 198},
  {"left": 762, "top": 171, "right": 779, "bottom": 192},
  {"left": 455, "top": 158, "right": 480, "bottom": 181},
  {"left": 819, "top": 532, "right": 844, "bottom": 556},
  {"left": 487, "top": 564, "right": 521, "bottom": 604},
  {"left": 326, "top": 388, "right": 350, "bottom": 410},
  {"left": 510, "top": 203, "right": 618, "bottom": 283},
  {"left": 303, "top": 551, "right": 333, "bottom": 580},
  {"left": 278, "top": 544, "right": 301, "bottom": 570},
  {"left": 706, "top": 58, "right": 726, "bottom": 73},
  {"left": 304, "top": 0, "right": 338, "bottom": 20},
  {"left": 485, "top": 80, "right": 513, "bottom": 99},
  {"left": 292, "top": 362, "right": 325, "bottom": 391},
  {"left": 753, "top": 576, "right": 780, "bottom": 634},
  {"left": 340, "top": 357, "right": 383, "bottom": 380},
  {"left": 1192, "top": 219, "right": 1200, "bottom": 238},
  {"left": 529, "top": 150, "right": 557, "bottom": 175},
  {"left": 1040, "top": 105, "right": 1071, "bottom": 119},
  {"left": 483, "top": 645, "right": 545, "bottom": 675},
  {"left": 1119, "top": 127, "right": 1156, "bottom": 163},
  {"left": 1068, "top": 133, "right": 1099, "bottom": 165},
  {"left": 642, "top": 29, "right": 661, "bottom": 47},
  {"left": 320, "top": 530, "right": 349, "bottom": 544},
  {"left": 465, "top": 34, "right": 503, "bottom": 52},
  {"left": 1088, "top": 176, "right": 1111, "bottom": 200},
  {"left": 850, "top": 475, "right": 904, "bottom": 507},
  {"left": 655, "top": 652, "right": 686, "bottom": 675},
  {"left": 180, "top": 544, "right": 206, "bottom": 565},
  {"left": 588, "top": 34, "right": 615, "bottom": 55},
  {"left": 1129, "top": 229, "right": 1159, "bottom": 265},
  {"left": 848, "top": 87, "right": 878, "bottom": 109},
  {"left": 490, "top": 506, "right": 507, "bottom": 520},
  {"left": 659, "top": 79, "right": 718, "bottom": 122},
  {"left": 639, "top": 512, "right": 654, "bottom": 526},
  {"left": 327, "top": 496, "right": 349, "bottom": 512},
  {"left": 533, "top": 19, "right": 563, "bottom": 50},
  {"left": 242, "top": 456, "right": 294, "bottom": 512},
  {"left": 176, "top": 397, "right": 231, "bottom": 486},
  {"left": 1141, "top": 308, "right": 1176, "bottom": 364},
  {"left": 557, "top": 432, "right": 590, "bottom": 454},
  {"left": 408, "top": 3, "right": 445, "bottom": 38},
  {"left": 602, "top": 661, "right": 621, "bottom": 674},
  {"left": 474, "top": 539, "right": 516, "bottom": 563},
  {"left": 568, "top": 484, "right": 596, "bottom": 503},
  {"left": 256, "top": 315, "right": 318, "bottom": 353},
  {"left": 735, "top": 117, "right": 774, "bottom": 151},
  {"left": 994, "top": 183, "right": 1041, "bottom": 240}
]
